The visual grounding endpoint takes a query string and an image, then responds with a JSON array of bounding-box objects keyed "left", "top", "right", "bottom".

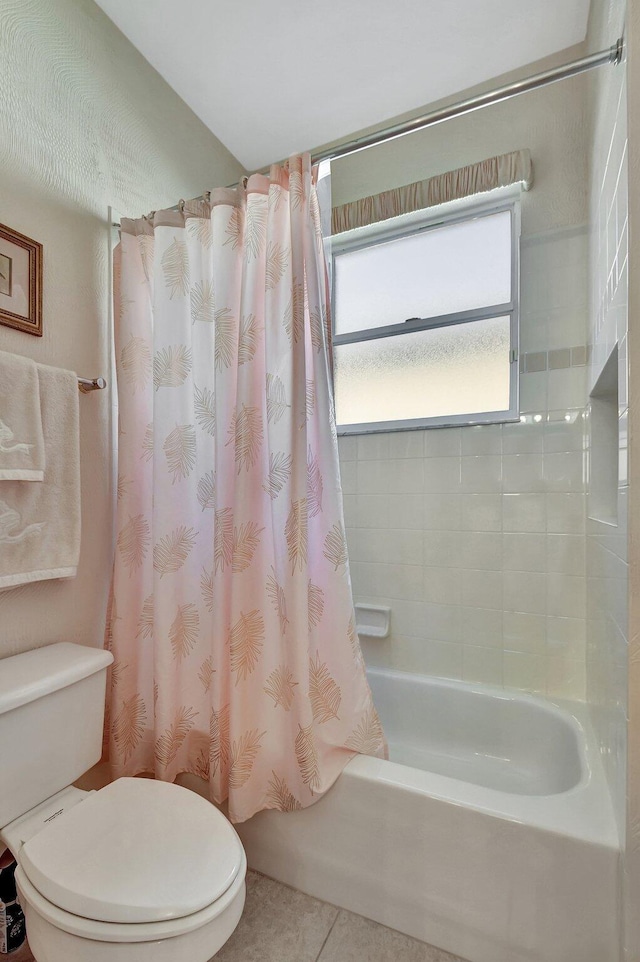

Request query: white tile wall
[
  {"left": 585, "top": 7, "right": 629, "bottom": 862},
  {"left": 339, "top": 226, "right": 589, "bottom": 700}
]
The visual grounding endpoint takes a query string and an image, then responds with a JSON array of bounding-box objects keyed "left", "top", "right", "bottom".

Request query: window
[{"left": 332, "top": 199, "right": 520, "bottom": 433}]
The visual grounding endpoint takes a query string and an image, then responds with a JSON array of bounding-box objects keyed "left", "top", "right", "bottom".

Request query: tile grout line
[{"left": 314, "top": 908, "right": 342, "bottom": 961}]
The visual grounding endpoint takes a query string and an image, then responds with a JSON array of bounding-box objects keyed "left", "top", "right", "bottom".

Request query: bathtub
[{"left": 236, "top": 667, "right": 620, "bottom": 962}]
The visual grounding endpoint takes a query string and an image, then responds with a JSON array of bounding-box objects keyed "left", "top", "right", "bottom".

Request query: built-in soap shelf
[{"left": 355, "top": 603, "right": 391, "bottom": 639}]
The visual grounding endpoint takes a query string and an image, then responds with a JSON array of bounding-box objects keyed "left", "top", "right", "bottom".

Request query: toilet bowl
[
  {"left": 0, "top": 644, "right": 247, "bottom": 962},
  {"left": 16, "top": 863, "right": 245, "bottom": 962},
  {"left": 2, "top": 779, "right": 246, "bottom": 962}
]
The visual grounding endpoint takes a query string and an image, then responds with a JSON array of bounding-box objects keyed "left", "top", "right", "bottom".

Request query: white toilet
[{"left": 0, "top": 642, "right": 246, "bottom": 962}]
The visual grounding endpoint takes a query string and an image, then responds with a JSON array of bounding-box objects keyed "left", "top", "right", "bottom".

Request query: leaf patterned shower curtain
[{"left": 107, "top": 155, "right": 385, "bottom": 823}]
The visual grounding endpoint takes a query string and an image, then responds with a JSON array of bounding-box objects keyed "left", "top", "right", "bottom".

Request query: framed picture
[{"left": 0, "top": 224, "right": 42, "bottom": 336}]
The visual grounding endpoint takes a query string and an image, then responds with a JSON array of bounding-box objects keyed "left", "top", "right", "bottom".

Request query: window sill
[{"left": 337, "top": 409, "right": 521, "bottom": 436}]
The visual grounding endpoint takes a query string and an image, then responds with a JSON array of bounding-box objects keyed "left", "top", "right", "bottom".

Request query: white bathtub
[{"left": 236, "top": 667, "right": 620, "bottom": 962}]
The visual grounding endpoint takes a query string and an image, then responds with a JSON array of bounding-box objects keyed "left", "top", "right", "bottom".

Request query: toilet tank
[{"left": 0, "top": 643, "right": 114, "bottom": 828}]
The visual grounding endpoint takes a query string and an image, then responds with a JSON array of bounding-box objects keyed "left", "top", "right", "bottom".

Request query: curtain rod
[
  {"left": 312, "top": 39, "right": 623, "bottom": 164},
  {"left": 112, "top": 38, "right": 623, "bottom": 228}
]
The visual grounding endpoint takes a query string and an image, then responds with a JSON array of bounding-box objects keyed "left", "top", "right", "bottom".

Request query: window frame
[{"left": 331, "top": 195, "right": 521, "bottom": 435}]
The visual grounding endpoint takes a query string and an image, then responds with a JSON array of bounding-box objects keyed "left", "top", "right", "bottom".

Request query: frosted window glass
[
  {"left": 334, "top": 317, "right": 511, "bottom": 426},
  {"left": 334, "top": 211, "right": 512, "bottom": 335}
]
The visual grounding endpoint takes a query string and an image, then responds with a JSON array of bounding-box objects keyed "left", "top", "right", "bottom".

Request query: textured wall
[{"left": 0, "top": 0, "right": 243, "bottom": 657}]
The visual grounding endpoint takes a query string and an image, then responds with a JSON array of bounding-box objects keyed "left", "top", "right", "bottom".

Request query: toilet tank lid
[{"left": 0, "top": 643, "right": 113, "bottom": 715}]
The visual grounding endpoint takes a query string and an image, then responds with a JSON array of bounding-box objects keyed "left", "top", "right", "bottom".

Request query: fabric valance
[{"left": 331, "top": 148, "right": 532, "bottom": 235}]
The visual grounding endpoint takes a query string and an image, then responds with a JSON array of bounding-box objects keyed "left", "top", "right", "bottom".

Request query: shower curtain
[{"left": 107, "top": 155, "right": 385, "bottom": 823}]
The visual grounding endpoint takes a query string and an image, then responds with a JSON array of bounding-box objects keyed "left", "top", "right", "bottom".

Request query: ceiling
[{"left": 94, "top": 0, "right": 591, "bottom": 172}]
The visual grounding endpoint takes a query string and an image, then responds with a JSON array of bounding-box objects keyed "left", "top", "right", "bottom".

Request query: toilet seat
[
  {"left": 15, "top": 851, "right": 246, "bottom": 943},
  {"left": 18, "top": 778, "right": 245, "bottom": 930}
]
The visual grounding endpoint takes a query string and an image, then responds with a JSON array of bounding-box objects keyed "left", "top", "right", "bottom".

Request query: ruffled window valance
[{"left": 331, "top": 149, "right": 532, "bottom": 235}]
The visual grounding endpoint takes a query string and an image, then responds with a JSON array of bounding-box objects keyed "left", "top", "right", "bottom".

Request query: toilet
[{"left": 0, "top": 643, "right": 246, "bottom": 962}]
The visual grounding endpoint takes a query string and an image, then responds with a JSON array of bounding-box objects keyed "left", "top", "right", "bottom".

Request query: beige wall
[
  {"left": 0, "top": 0, "right": 243, "bottom": 658},
  {"left": 329, "top": 46, "right": 589, "bottom": 235}
]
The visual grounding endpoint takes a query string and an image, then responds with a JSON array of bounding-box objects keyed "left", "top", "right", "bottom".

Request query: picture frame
[{"left": 0, "top": 223, "right": 43, "bottom": 336}]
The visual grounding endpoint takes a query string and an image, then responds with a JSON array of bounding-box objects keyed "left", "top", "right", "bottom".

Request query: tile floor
[
  {"left": 17, "top": 870, "right": 468, "bottom": 962},
  {"left": 213, "top": 870, "right": 468, "bottom": 962}
]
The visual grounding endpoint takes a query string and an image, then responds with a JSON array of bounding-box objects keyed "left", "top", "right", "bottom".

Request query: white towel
[
  {"left": 0, "top": 351, "right": 46, "bottom": 481},
  {"left": 0, "top": 363, "right": 80, "bottom": 589}
]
